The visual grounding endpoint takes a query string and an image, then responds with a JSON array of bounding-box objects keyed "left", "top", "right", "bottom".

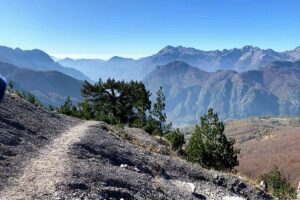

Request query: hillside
[
  {"left": 143, "top": 61, "right": 300, "bottom": 125},
  {"left": 225, "top": 117, "right": 300, "bottom": 187},
  {"left": 182, "top": 117, "right": 300, "bottom": 188},
  {"left": 0, "top": 94, "right": 271, "bottom": 199},
  {"left": 0, "top": 61, "right": 83, "bottom": 106},
  {"left": 58, "top": 45, "right": 300, "bottom": 81},
  {"left": 0, "top": 45, "right": 91, "bottom": 82}
]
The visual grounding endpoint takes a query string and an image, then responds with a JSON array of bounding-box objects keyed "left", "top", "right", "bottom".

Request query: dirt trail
[{"left": 0, "top": 121, "right": 98, "bottom": 200}]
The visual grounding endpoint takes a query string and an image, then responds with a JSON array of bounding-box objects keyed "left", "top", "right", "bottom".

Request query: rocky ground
[
  {"left": 0, "top": 94, "right": 272, "bottom": 199},
  {"left": 0, "top": 94, "right": 79, "bottom": 191}
]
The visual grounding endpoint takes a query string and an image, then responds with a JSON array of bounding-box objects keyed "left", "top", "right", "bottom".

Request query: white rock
[
  {"left": 259, "top": 180, "right": 267, "bottom": 191},
  {"left": 120, "top": 164, "right": 128, "bottom": 168},
  {"left": 133, "top": 166, "right": 140, "bottom": 172},
  {"left": 172, "top": 180, "right": 196, "bottom": 193},
  {"left": 222, "top": 197, "right": 246, "bottom": 200}
]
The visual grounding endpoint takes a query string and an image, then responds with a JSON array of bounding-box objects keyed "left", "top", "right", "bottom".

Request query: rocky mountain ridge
[
  {"left": 0, "top": 61, "right": 82, "bottom": 106},
  {"left": 0, "top": 45, "right": 91, "bottom": 82},
  {"left": 58, "top": 45, "right": 300, "bottom": 81},
  {"left": 143, "top": 61, "right": 300, "bottom": 125}
]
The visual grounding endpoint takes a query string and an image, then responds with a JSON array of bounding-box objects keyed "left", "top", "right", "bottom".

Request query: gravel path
[{"left": 0, "top": 121, "right": 98, "bottom": 200}]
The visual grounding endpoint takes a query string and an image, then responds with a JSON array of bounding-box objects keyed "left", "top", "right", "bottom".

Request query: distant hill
[
  {"left": 58, "top": 58, "right": 104, "bottom": 80},
  {"left": 0, "top": 62, "right": 82, "bottom": 106},
  {"left": 225, "top": 117, "right": 300, "bottom": 187},
  {"left": 58, "top": 57, "right": 135, "bottom": 81},
  {"left": 0, "top": 45, "right": 91, "bottom": 82},
  {"left": 143, "top": 61, "right": 300, "bottom": 125},
  {"left": 58, "top": 45, "right": 300, "bottom": 81}
]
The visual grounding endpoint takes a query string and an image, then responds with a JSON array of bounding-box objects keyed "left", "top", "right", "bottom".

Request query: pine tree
[
  {"left": 260, "top": 166, "right": 296, "bottom": 199},
  {"left": 78, "top": 100, "right": 95, "bottom": 120},
  {"left": 152, "top": 86, "right": 167, "bottom": 131},
  {"left": 81, "top": 79, "right": 151, "bottom": 125},
  {"left": 58, "top": 96, "right": 77, "bottom": 116},
  {"left": 186, "top": 108, "right": 239, "bottom": 171}
]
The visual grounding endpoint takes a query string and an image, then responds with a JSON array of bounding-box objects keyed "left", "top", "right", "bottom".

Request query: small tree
[
  {"left": 186, "top": 108, "right": 239, "bottom": 171},
  {"left": 81, "top": 79, "right": 151, "bottom": 125},
  {"left": 151, "top": 86, "right": 171, "bottom": 134},
  {"left": 26, "top": 93, "right": 39, "bottom": 106},
  {"left": 260, "top": 166, "right": 296, "bottom": 200},
  {"left": 7, "top": 81, "right": 14, "bottom": 93},
  {"left": 165, "top": 129, "right": 185, "bottom": 151},
  {"left": 77, "top": 100, "right": 95, "bottom": 120},
  {"left": 58, "top": 96, "right": 77, "bottom": 116},
  {"left": 152, "top": 86, "right": 166, "bottom": 128}
]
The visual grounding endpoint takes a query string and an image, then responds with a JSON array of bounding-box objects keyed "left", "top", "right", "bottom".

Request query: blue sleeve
[{"left": 0, "top": 76, "right": 7, "bottom": 101}]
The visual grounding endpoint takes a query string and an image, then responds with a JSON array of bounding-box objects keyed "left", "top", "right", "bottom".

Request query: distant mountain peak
[
  {"left": 0, "top": 45, "right": 91, "bottom": 81},
  {"left": 294, "top": 46, "right": 300, "bottom": 52},
  {"left": 241, "top": 45, "right": 260, "bottom": 52},
  {"left": 156, "top": 45, "right": 201, "bottom": 56},
  {"left": 156, "top": 60, "right": 192, "bottom": 70},
  {"left": 108, "top": 56, "right": 134, "bottom": 62},
  {"left": 157, "top": 45, "right": 177, "bottom": 54}
]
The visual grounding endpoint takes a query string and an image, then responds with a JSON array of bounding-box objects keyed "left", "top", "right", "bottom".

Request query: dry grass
[
  {"left": 225, "top": 117, "right": 300, "bottom": 187},
  {"left": 107, "top": 125, "right": 172, "bottom": 155}
]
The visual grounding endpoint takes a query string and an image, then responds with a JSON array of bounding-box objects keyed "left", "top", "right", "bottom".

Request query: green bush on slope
[
  {"left": 260, "top": 166, "right": 296, "bottom": 200},
  {"left": 186, "top": 108, "right": 239, "bottom": 171}
]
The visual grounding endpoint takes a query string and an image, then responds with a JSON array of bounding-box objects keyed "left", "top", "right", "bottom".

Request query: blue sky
[{"left": 0, "top": 0, "right": 300, "bottom": 59}]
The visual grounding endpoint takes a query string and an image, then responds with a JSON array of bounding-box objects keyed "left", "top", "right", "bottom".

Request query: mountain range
[
  {"left": 1, "top": 44, "right": 300, "bottom": 124},
  {"left": 0, "top": 45, "right": 91, "bottom": 82},
  {"left": 58, "top": 45, "right": 300, "bottom": 81},
  {"left": 58, "top": 56, "right": 134, "bottom": 81},
  {"left": 0, "top": 61, "right": 82, "bottom": 105},
  {"left": 143, "top": 61, "right": 300, "bottom": 125}
]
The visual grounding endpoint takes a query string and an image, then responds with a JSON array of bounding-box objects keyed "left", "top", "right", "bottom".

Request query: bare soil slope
[{"left": 0, "top": 95, "right": 79, "bottom": 191}]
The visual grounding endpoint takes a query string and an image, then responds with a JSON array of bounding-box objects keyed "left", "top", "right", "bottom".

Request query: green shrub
[
  {"left": 25, "top": 93, "right": 42, "bottom": 107},
  {"left": 260, "top": 166, "right": 296, "bottom": 200},
  {"left": 152, "top": 129, "right": 163, "bottom": 136},
  {"left": 58, "top": 96, "right": 78, "bottom": 116},
  {"left": 164, "top": 129, "right": 185, "bottom": 150},
  {"left": 15, "top": 90, "right": 24, "bottom": 98},
  {"left": 143, "top": 123, "right": 156, "bottom": 134},
  {"left": 95, "top": 113, "right": 118, "bottom": 125},
  {"left": 14, "top": 90, "right": 43, "bottom": 107},
  {"left": 77, "top": 100, "right": 95, "bottom": 120},
  {"left": 142, "top": 116, "right": 160, "bottom": 134},
  {"left": 186, "top": 108, "right": 239, "bottom": 171},
  {"left": 129, "top": 118, "right": 144, "bottom": 128}
]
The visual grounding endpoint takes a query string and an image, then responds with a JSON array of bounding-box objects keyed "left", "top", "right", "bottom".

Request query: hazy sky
[{"left": 0, "top": 0, "right": 300, "bottom": 59}]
